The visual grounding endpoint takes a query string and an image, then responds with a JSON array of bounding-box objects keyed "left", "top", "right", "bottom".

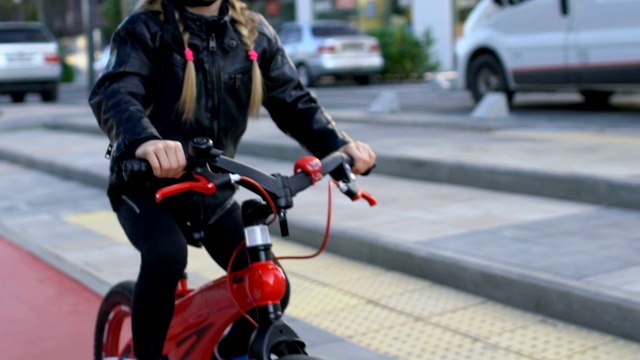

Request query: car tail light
[
  {"left": 369, "top": 44, "right": 381, "bottom": 53},
  {"left": 317, "top": 45, "right": 336, "bottom": 54},
  {"left": 45, "top": 53, "right": 60, "bottom": 64}
]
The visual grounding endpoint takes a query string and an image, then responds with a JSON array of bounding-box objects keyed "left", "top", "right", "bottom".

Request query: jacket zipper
[
  {"left": 209, "top": 33, "right": 217, "bottom": 51},
  {"left": 104, "top": 143, "right": 113, "bottom": 159},
  {"left": 208, "top": 33, "right": 219, "bottom": 145}
]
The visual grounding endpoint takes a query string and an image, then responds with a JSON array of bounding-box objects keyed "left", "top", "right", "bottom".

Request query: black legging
[{"left": 116, "top": 192, "right": 290, "bottom": 360}]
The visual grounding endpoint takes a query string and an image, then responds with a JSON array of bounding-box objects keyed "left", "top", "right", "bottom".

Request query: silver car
[
  {"left": 0, "top": 22, "right": 62, "bottom": 103},
  {"left": 278, "top": 20, "right": 384, "bottom": 87}
]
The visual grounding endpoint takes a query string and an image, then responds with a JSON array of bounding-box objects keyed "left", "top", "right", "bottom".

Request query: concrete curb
[
  {"left": 1, "top": 136, "right": 640, "bottom": 343},
  {"left": 283, "top": 220, "right": 640, "bottom": 343},
  {"left": 236, "top": 142, "right": 640, "bottom": 211},
  {"left": 29, "top": 121, "right": 640, "bottom": 211},
  {"left": 0, "top": 147, "right": 108, "bottom": 189}
]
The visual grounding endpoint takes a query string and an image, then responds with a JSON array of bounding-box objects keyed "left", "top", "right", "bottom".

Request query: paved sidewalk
[
  {"left": 4, "top": 161, "right": 640, "bottom": 360},
  {"left": 0, "top": 101, "right": 639, "bottom": 348}
]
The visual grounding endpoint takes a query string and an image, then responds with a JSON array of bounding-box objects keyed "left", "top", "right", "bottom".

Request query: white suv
[{"left": 0, "top": 22, "right": 62, "bottom": 103}]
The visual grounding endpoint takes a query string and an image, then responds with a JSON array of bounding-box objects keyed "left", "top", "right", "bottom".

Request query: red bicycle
[{"left": 93, "top": 137, "right": 376, "bottom": 360}]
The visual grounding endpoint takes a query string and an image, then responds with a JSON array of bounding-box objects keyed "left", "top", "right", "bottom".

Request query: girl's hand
[
  {"left": 339, "top": 141, "right": 376, "bottom": 175},
  {"left": 134, "top": 140, "right": 186, "bottom": 178}
]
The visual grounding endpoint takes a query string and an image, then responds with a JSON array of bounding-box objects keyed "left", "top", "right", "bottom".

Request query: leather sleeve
[
  {"left": 88, "top": 12, "right": 163, "bottom": 160},
  {"left": 256, "top": 16, "right": 352, "bottom": 159}
]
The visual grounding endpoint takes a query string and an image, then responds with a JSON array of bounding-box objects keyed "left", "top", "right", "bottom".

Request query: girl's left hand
[{"left": 339, "top": 141, "right": 376, "bottom": 175}]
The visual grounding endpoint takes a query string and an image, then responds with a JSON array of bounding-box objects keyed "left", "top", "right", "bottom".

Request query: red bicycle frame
[
  {"left": 105, "top": 247, "right": 290, "bottom": 359},
  {"left": 165, "top": 260, "right": 287, "bottom": 358}
]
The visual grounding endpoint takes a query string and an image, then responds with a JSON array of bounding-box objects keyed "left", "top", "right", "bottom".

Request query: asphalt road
[{"left": 4, "top": 74, "right": 638, "bottom": 124}]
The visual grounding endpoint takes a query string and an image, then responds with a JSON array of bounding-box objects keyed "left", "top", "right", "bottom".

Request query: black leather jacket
[{"left": 89, "top": 8, "right": 352, "bottom": 214}]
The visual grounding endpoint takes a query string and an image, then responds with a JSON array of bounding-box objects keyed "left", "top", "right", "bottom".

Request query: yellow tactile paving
[
  {"left": 65, "top": 210, "right": 226, "bottom": 279},
  {"left": 66, "top": 211, "right": 129, "bottom": 242},
  {"left": 429, "top": 302, "right": 541, "bottom": 339},
  {"left": 563, "top": 339, "right": 640, "bottom": 360},
  {"left": 349, "top": 321, "right": 531, "bottom": 360},
  {"left": 486, "top": 320, "right": 616, "bottom": 360},
  {"left": 285, "top": 275, "right": 368, "bottom": 317},
  {"left": 65, "top": 210, "right": 640, "bottom": 360},
  {"left": 377, "top": 286, "right": 486, "bottom": 319},
  {"left": 304, "top": 302, "right": 416, "bottom": 338},
  {"left": 279, "top": 251, "right": 391, "bottom": 284}
]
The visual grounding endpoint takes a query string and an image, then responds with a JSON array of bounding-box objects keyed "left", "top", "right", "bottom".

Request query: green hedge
[
  {"left": 369, "top": 26, "right": 439, "bottom": 80},
  {"left": 60, "top": 59, "right": 75, "bottom": 83}
]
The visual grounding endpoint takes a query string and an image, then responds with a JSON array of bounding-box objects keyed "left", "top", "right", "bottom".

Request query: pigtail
[
  {"left": 228, "top": 0, "right": 263, "bottom": 117},
  {"left": 138, "top": 0, "right": 197, "bottom": 122},
  {"left": 177, "top": 19, "right": 197, "bottom": 122},
  {"left": 139, "top": 0, "right": 263, "bottom": 120}
]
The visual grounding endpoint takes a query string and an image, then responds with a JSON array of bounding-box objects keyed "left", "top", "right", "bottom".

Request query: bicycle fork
[{"left": 240, "top": 199, "right": 308, "bottom": 359}]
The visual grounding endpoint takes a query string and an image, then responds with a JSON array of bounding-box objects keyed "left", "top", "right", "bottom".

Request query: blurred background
[{"left": 0, "top": 0, "right": 477, "bottom": 86}]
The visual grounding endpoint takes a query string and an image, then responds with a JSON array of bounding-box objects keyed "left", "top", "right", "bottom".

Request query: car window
[
  {"left": 312, "top": 24, "right": 360, "bottom": 37},
  {"left": 0, "top": 28, "right": 50, "bottom": 43}
]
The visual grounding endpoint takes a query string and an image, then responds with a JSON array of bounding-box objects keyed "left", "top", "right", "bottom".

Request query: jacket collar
[{"left": 179, "top": 1, "right": 231, "bottom": 38}]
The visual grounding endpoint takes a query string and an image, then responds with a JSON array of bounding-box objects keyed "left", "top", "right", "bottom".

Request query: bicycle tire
[{"left": 93, "top": 280, "right": 136, "bottom": 360}]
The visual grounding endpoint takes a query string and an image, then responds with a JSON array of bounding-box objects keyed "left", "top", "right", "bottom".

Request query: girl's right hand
[{"left": 134, "top": 140, "right": 187, "bottom": 178}]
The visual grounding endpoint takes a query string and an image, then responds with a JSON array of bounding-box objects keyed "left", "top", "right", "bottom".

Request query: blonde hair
[{"left": 136, "top": 0, "right": 263, "bottom": 121}]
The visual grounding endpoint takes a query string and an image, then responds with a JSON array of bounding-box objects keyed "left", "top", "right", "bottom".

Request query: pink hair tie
[
  {"left": 184, "top": 48, "right": 194, "bottom": 62},
  {"left": 247, "top": 49, "right": 258, "bottom": 62}
]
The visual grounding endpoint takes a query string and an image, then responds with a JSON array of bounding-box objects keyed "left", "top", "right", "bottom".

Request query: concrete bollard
[
  {"left": 367, "top": 90, "right": 400, "bottom": 113},
  {"left": 471, "top": 91, "right": 510, "bottom": 119}
]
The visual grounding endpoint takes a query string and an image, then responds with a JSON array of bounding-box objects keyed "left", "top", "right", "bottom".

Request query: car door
[
  {"left": 568, "top": 0, "right": 640, "bottom": 85},
  {"left": 492, "top": 0, "right": 572, "bottom": 87}
]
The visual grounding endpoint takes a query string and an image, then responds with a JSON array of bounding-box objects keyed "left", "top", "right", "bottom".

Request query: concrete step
[{"left": 0, "top": 125, "right": 639, "bottom": 344}]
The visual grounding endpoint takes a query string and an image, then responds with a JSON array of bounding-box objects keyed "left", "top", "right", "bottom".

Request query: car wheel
[
  {"left": 41, "top": 86, "right": 59, "bottom": 102},
  {"left": 580, "top": 90, "right": 613, "bottom": 108},
  {"left": 296, "top": 64, "right": 315, "bottom": 88},
  {"left": 354, "top": 75, "right": 372, "bottom": 86},
  {"left": 10, "top": 92, "right": 26, "bottom": 103},
  {"left": 468, "top": 54, "right": 513, "bottom": 105}
]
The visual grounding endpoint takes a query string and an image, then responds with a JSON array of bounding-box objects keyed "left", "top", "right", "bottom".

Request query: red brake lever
[
  {"left": 352, "top": 190, "right": 377, "bottom": 207},
  {"left": 155, "top": 174, "right": 216, "bottom": 203}
]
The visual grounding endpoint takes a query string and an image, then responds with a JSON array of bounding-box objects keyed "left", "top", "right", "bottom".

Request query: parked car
[
  {"left": 0, "top": 22, "right": 62, "bottom": 103},
  {"left": 454, "top": 0, "right": 640, "bottom": 106},
  {"left": 278, "top": 20, "right": 384, "bottom": 87}
]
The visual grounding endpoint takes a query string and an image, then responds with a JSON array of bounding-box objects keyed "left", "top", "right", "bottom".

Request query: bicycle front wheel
[{"left": 94, "top": 280, "right": 135, "bottom": 360}]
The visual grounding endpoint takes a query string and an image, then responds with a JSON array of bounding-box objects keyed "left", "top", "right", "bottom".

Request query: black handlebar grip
[
  {"left": 122, "top": 159, "right": 153, "bottom": 184},
  {"left": 341, "top": 154, "right": 375, "bottom": 176},
  {"left": 361, "top": 163, "right": 376, "bottom": 176}
]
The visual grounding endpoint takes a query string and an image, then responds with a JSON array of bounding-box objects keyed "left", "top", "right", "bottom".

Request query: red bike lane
[{"left": 0, "top": 236, "right": 102, "bottom": 359}]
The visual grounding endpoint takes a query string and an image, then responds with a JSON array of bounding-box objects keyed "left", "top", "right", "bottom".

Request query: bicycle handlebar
[{"left": 122, "top": 137, "right": 376, "bottom": 209}]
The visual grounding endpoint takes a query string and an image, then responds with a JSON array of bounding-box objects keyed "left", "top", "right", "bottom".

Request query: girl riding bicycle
[{"left": 88, "top": 1, "right": 375, "bottom": 359}]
